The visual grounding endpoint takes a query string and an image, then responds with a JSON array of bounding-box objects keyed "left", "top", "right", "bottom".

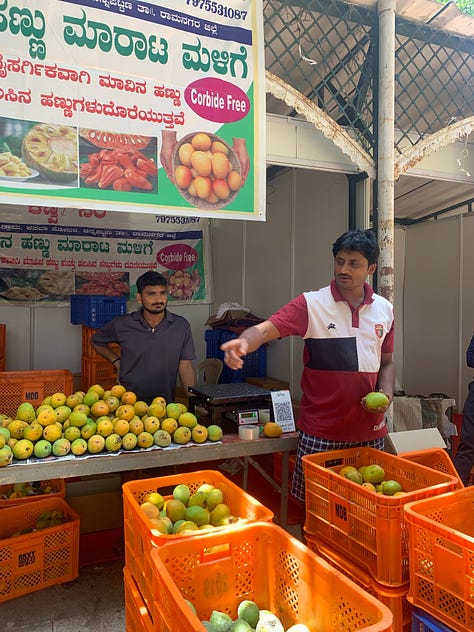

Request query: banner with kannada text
[
  {"left": 0, "top": 0, "right": 266, "bottom": 220},
  {"left": 0, "top": 204, "right": 212, "bottom": 304}
]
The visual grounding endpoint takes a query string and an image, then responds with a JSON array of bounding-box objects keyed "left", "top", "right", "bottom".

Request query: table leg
[
  {"left": 242, "top": 452, "right": 291, "bottom": 529},
  {"left": 242, "top": 456, "right": 249, "bottom": 490},
  {"left": 280, "top": 450, "right": 289, "bottom": 529}
]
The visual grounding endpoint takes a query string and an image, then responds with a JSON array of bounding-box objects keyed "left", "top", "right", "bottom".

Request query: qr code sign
[
  {"left": 274, "top": 400, "right": 293, "bottom": 423},
  {"left": 270, "top": 390, "right": 295, "bottom": 432}
]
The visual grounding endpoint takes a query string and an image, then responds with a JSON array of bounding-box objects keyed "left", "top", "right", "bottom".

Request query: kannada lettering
[
  {"left": 57, "top": 237, "right": 110, "bottom": 253},
  {"left": 21, "top": 235, "right": 50, "bottom": 258},
  {"left": 0, "top": 86, "right": 31, "bottom": 103},
  {"left": 63, "top": 9, "right": 168, "bottom": 64},
  {"left": 89, "top": 0, "right": 133, "bottom": 13},
  {"left": 117, "top": 240, "right": 153, "bottom": 255},
  {"left": 0, "top": 55, "right": 91, "bottom": 83},
  {"left": 28, "top": 206, "right": 60, "bottom": 225},
  {"left": 153, "top": 85, "right": 181, "bottom": 107},
  {"left": 99, "top": 74, "right": 146, "bottom": 94},
  {"left": 0, "top": 2, "right": 46, "bottom": 59},
  {"left": 0, "top": 234, "right": 12, "bottom": 248},
  {"left": 182, "top": 38, "right": 247, "bottom": 78},
  {"left": 39, "top": 92, "right": 185, "bottom": 127}
]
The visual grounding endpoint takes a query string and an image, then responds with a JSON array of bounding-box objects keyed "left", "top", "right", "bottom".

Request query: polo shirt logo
[
  {"left": 327, "top": 323, "right": 336, "bottom": 330},
  {"left": 375, "top": 324, "right": 384, "bottom": 338}
]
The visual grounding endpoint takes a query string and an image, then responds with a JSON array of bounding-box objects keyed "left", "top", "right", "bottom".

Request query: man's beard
[{"left": 144, "top": 303, "right": 166, "bottom": 314}]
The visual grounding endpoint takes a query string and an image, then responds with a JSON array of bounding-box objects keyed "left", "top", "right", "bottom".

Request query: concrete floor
[
  {"left": 2, "top": 560, "right": 126, "bottom": 632},
  {"left": 2, "top": 524, "right": 303, "bottom": 632}
]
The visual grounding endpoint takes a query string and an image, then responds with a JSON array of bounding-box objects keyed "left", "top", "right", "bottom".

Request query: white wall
[{"left": 401, "top": 213, "right": 474, "bottom": 407}]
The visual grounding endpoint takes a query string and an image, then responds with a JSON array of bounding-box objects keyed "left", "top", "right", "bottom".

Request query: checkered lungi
[{"left": 291, "top": 432, "right": 385, "bottom": 502}]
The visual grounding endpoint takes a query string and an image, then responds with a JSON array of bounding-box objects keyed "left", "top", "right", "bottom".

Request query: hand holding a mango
[{"left": 361, "top": 390, "right": 391, "bottom": 414}]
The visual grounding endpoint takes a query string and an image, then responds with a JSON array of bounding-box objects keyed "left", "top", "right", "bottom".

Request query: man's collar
[{"left": 135, "top": 308, "right": 172, "bottom": 322}]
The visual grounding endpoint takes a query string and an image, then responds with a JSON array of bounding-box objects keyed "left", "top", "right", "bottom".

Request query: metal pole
[{"left": 377, "top": 0, "right": 396, "bottom": 304}]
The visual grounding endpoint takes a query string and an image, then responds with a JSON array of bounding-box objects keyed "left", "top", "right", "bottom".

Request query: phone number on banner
[{"left": 186, "top": 0, "right": 248, "bottom": 20}]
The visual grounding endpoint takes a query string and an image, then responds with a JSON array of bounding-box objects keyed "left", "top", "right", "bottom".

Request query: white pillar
[{"left": 377, "top": 0, "right": 396, "bottom": 304}]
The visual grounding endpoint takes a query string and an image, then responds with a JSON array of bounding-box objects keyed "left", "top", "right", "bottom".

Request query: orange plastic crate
[
  {"left": 0, "top": 323, "right": 5, "bottom": 371},
  {"left": 124, "top": 567, "right": 153, "bottom": 632},
  {"left": 302, "top": 447, "right": 459, "bottom": 586},
  {"left": 404, "top": 485, "right": 474, "bottom": 632},
  {"left": 0, "top": 369, "right": 73, "bottom": 418},
  {"left": 0, "top": 478, "right": 66, "bottom": 508},
  {"left": 81, "top": 326, "right": 120, "bottom": 361},
  {"left": 148, "top": 521, "right": 393, "bottom": 631},
  {"left": 0, "top": 497, "right": 80, "bottom": 603},
  {"left": 122, "top": 469, "right": 274, "bottom": 622},
  {"left": 305, "top": 533, "right": 412, "bottom": 632},
  {"left": 81, "top": 356, "right": 117, "bottom": 391},
  {"left": 399, "top": 447, "right": 464, "bottom": 489}
]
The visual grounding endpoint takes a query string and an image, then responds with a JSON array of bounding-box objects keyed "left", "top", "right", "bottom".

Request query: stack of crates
[
  {"left": 122, "top": 469, "right": 274, "bottom": 626},
  {"left": 80, "top": 326, "right": 120, "bottom": 392},
  {"left": 0, "top": 323, "right": 5, "bottom": 371},
  {"left": 70, "top": 295, "right": 126, "bottom": 390},
  {"left": 204, "top": 328, "right": 266, "bottom": 383},
  {"left": 124, "top": 521, "right": 394, "bottom": 632},
  {"left": 404, "top": 485, "right": 474, "bottom": 632},
  {"left": 302, "top": 447, "right": 461, "bottom": 632}
]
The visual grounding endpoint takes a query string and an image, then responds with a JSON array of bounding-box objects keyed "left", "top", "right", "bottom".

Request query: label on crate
[
  {"left": 13, "top": 542, "right": 43, "bottom": 573},
  {"left": 270, "top": 391, "right": 295, "bottom": 432},
  {"left": 329, "top": 497, "right": 350, "bottom": 533},
  {"left": 21, "top": 383, "right": 44, "bottom": 405}
]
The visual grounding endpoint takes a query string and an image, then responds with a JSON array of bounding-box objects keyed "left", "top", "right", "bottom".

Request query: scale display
[{"left": 225, "top": 410, "right": 260, "bottom": 425}]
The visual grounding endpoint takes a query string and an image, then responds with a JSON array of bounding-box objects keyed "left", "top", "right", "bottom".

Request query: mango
[{"left": 16, "top": 403, "right": 36, "bottom": 423}]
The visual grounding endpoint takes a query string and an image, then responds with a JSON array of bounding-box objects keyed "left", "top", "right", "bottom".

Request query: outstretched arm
[{"left": 220, "top": 320, "right": 280, "bottom": 370}]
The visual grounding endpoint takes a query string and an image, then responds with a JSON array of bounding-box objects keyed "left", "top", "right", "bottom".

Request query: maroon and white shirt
[{"left": 268, "top": 280, "right": 395, "bottom": 441}]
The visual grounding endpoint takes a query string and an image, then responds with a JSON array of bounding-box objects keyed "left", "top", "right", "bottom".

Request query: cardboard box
[
  {"left": 245, "top": 376, "right": 290, "bottom": 391},
  {"left": 384, "top": 427, "right": 447, "bottom": 455},
  {"left": 66, "top": 475, "right": 123, "bottom": 534}
]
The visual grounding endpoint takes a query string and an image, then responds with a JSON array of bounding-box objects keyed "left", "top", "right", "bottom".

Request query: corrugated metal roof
[
  {"left": 395, "top": 0, "right": 473, "bottom": 36},
  {"left": 351, "top": 0, "right": 474, "bottom": 36}
]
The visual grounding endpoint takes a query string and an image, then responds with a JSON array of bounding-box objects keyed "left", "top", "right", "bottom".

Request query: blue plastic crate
[
  {"left": 412, "top": 608, "right": 455, "bottom": 632},
  {"left": 204, "top": 329, "right": 266, "bottom": 383},
  {"left": 70, "top": 295, "right": 127, "bottom": 328}
]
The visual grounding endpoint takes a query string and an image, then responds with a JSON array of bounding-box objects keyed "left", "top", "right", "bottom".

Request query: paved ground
[{"left": 2, "top": 559, "right": 126, "bottom": 632}]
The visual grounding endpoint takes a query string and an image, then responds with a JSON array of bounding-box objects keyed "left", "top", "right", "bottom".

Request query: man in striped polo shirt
[{"left": 221, "top": 229, "right": 395, "bottom": 502}]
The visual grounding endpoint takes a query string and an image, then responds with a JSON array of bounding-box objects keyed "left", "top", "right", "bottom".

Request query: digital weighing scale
[{"left": 188, "top": 383, "right": 272, "bottom": 428}]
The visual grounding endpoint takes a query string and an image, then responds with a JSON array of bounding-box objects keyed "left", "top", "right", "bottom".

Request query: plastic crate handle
[{"left": 199, "top": 542, "right": 231, "bottom": 564}]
